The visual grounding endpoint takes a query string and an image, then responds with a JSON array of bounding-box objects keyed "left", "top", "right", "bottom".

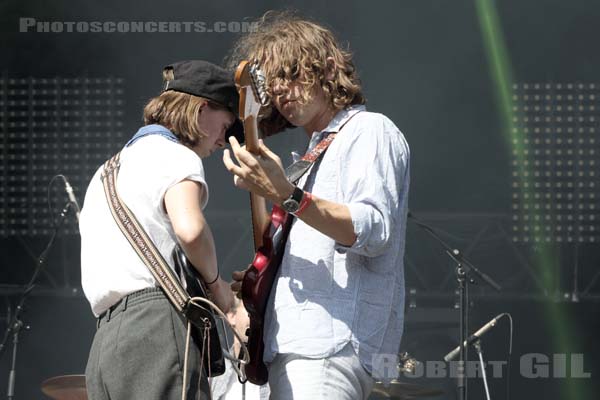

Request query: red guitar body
[{"left": 241, "top": 207, "right": 292, "bottom": 385}]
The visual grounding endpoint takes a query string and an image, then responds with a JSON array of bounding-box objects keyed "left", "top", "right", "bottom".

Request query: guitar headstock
[
  {"left": 248, "top": 62, "right": 270, "bottom": 108},
  {"left": 235, "top": 60, "right": 270, "bottom": 152},
  {"left": 235, "top": 60, "right": 270, "bottom": 117}
]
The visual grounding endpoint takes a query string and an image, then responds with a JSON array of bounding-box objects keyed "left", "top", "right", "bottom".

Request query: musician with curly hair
[{"left": 224, "top": 12, "right": 411, "bottom": 399}]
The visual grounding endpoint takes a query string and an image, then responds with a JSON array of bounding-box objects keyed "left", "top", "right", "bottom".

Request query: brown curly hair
[{"left": 227, "top": 10, "right": 366, "bottom": 136}]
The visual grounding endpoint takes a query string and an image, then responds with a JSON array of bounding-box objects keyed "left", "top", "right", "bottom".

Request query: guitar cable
[{"left": 181, "top": 296, "right": 250, "bottom": 400}]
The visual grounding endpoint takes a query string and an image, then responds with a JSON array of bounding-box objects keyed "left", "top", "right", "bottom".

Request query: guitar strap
[
  {"left": 284, "top": 109, "right": 362, "bottom": 183},
  {"left": 261, "top": 134, "right": 340, "bottom": 264},
  {"left": 267, "top": 133, "right": 338, "bottom": 241},
  {"left": 284, "top": 133, "right": 336, "bottom": 184},
  {"left": 263, "top": 109, "right": 363, "bottom": 255},
  {"left": 100, "top": 152, "right": 209, "bottom": 328}
]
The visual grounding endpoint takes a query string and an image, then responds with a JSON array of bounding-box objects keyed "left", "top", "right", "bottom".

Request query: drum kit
[
  {"left": 40, "top": 352, "right": 443, "bottom": 400},
  {"left": 40, "top": 375, "right": 87, "bottom": 400}
]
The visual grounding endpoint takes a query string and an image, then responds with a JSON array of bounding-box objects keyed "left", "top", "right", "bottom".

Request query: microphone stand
[
  {"left": 0, "top": 202, "right": 73, "bottom": 400},
  {"left": 408, "top": 212, "right": 501, "bottom": 400},
  {"left": 472, "top": 340, "right": 492, "bottom": 400}
]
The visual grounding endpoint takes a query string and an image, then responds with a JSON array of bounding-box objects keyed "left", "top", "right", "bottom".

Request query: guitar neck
[
  {"left": 235, "top": 60, "right": 273, "bottom": 251},
  {"left": 243, "top": 115, "right": 261, "bottom": 153},
  {"left": 244, "top": 115, "right": 271, "bottom": 250}
]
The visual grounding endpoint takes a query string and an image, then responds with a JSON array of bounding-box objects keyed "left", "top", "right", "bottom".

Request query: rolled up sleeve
[{"left": 334, "top": 115, "right": 409, "bottom": 257}]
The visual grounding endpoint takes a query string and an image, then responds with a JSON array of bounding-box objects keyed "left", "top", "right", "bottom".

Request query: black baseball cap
[{"left": 163, "top": 60, "right": 244, "bottom": 143}]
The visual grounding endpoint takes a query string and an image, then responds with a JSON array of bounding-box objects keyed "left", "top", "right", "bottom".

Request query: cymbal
[
  {"left": 371, "top": 380, "right": 444, "bottom": 399},
  {"left": 41, "top": 375, "right": 87, "bottom": 400}
]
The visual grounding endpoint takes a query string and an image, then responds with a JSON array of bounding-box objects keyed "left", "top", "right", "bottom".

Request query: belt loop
[{"left": 122, "top": 293, "right": 129, "bottom": 312}]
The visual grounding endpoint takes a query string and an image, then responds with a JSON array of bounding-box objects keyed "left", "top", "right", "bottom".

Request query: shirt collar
[
  {"left": 125, "top": 124, "right": 179, "bottom": 147},
  {"left": 306, "top": 105, "right": 366, "bottom": 151},
  {"left": 320, "top": 104, "right": 366, "bottom": 134}
]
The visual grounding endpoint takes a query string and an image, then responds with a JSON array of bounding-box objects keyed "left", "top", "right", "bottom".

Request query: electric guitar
[{"left": 234, "top": 60, "right": 294, "bottom": 385}]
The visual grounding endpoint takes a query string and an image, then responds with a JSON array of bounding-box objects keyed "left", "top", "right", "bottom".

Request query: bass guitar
[{"left": 234, "top": 60, "right": 293, "bottom": 385}]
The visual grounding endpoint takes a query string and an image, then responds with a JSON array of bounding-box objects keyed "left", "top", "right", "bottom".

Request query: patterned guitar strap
[{"left": 100, "top": 152, "right": 211, "bottom": 330}]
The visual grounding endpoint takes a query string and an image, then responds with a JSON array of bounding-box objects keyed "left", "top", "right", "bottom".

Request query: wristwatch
[{"left": 281, "top": 186, "right": 304, "bottom": 214}]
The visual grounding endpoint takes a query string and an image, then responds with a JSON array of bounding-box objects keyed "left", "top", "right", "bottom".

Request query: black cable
[
  {"left": 0, "top": 202, "right": 71, "bottom": 357},
  {"left": 0, "top": 174, "right": 73, "bottom": 358},
  {"left": 47, "top": 174, "right": 67, "bottom": 228}
]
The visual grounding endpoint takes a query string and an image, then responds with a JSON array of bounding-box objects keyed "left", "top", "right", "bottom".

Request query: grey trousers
[{"left": 85, "top": 287, "right": 211, "bottom": 400}]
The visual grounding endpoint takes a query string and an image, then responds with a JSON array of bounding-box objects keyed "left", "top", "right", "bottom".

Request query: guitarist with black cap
[{"left": 80, "top": 60, "right": 241, "bottom": 400}]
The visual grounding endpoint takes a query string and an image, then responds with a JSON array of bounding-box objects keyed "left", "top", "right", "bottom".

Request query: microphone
[
  {"left": 444, "top": 313, "right": 507, "bottom": 362},
  {"left": 63, "top": 177, "right": 81, "bottom": 221}
]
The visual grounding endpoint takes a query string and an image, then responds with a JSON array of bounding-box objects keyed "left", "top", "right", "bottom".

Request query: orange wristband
[{"left": 293, "top": 191, "right": 312, "bottom": 217}]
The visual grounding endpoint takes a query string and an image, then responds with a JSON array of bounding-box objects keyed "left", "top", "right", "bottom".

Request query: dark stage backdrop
[{"left": 1, "top": 1, "right": 599, "bottom": 399}]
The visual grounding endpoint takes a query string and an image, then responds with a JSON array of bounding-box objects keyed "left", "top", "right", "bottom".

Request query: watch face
[{"left": 282, "top": 198, "right": 300, "bottom": 213}]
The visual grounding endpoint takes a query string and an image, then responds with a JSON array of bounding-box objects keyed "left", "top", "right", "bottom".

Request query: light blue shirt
[{"left": 263, "top": 105, "right": 410, "bottom": 381}]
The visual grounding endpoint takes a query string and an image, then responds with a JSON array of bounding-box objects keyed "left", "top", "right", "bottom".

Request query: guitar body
[
  {"left": 172, "top": 246, "right": 226, "bottom": 377},
  {"left": 241, "top": 211, "right": 292, "bottom": 385}
]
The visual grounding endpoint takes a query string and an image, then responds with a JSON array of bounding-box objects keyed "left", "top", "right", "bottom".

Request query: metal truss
[{"left": 403, "top": 212, "right": 600, "bottom": 303}]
